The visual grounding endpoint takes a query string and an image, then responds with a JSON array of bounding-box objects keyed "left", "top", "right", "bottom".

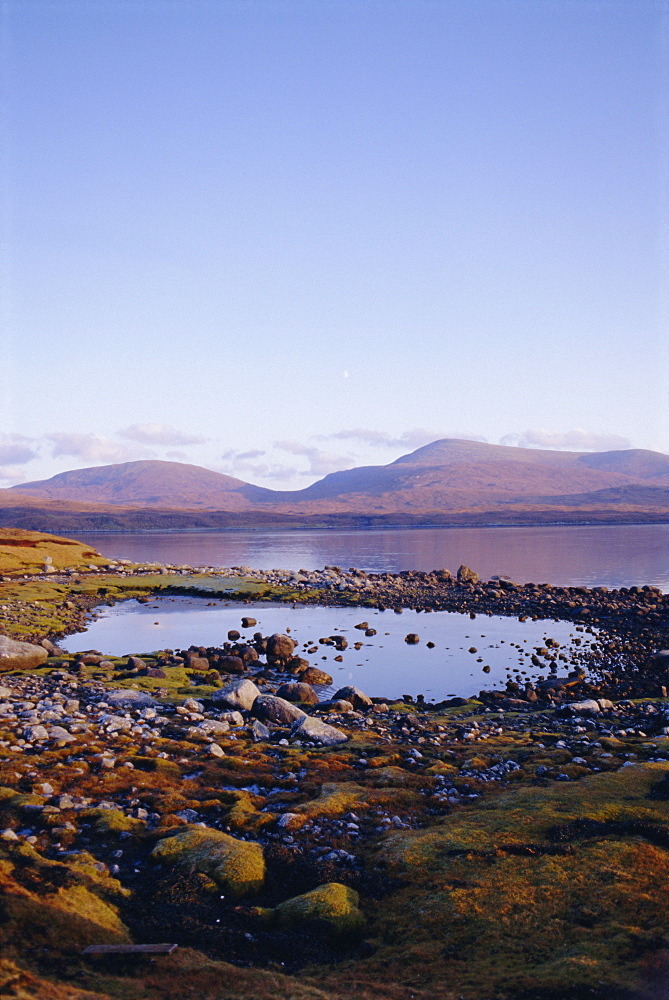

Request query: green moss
[
  {"left": 294, "top": 781, "right": 419, "bottom": 821},
  {"left": 273, "top": 883, "right": 365, "bottom": 935},
  {"left": 80, "top": 808, "right": 145, "bottom": 835},
  {"left": 151, "top": 827, "right": 265, "bottom": 898}
]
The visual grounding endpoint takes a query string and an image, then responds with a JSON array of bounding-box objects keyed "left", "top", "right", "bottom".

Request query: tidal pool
[{"left": 63, "top": 597, "right": 603, "bottom": 701}]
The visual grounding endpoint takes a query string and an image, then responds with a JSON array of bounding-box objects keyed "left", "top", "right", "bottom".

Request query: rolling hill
[{"left": 3, "top": 439, "right": 669, "bottom": 530}]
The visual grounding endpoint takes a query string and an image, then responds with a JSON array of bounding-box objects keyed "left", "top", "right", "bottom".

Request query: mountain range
[{"left": 1, "top": 438, "right": 668, "bottom": 531}]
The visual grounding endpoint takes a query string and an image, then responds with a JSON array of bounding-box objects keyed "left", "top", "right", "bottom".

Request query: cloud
[
  {"left": 0, "top": 434, "right": 38, "bottom": 465},
  {"left": 119, "top": 423, "right": 208, "bottom": 446},
  {"left": 0, "top": 465, "right": 32, "bottom": 485},
  {"left": 499, "top": 429, "right": 633, "bottom": 452},
  {"left": 47, "top": 432, "right": 152, "bottom": 464},
  {"left": 218, "top": 460, "right": 299, "bottom": 483},
  {"left": 321, "top": 428, "right": 487, "bottom": 450},
  {"left": 274, "top": 440, "right": 355, "bottom": 477},
  {"left": 221, "top": 449, "right": 266, "bottom": 461}
]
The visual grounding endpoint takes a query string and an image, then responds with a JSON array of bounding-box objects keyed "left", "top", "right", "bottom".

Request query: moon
[{"left": 343, "top": 370, "right": 349, "bottom": 379}]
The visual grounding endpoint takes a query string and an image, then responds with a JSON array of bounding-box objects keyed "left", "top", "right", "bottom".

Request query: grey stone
[
  {"left": 48, "top": 726, "right": 76, "bottom": 742},
  {"left": 253, "top": 695, "right": 306, "bottom": 725},
  {"left": 211, "top": 678, "right": 260, "bottom": 712},
  {"left": 23, "top": 725, "right": 49, "bottom": 741},
  {"left": 251, "top": 720, "right": 271, "bottom": 742},
  {"left": 0, "top": 636, "right": 48, "bottom": 672},
  {"left": 291, "top": 715, "right": 348, "bottom": 746},
  {"left": 106, "top": 689, "right": 157, "bottom": 709},
  {"left": 560, "top": 699, "right": 601, "bottom": 715},
  {"left": 197, "top": 719, "right": 230, "bottom": 736}
]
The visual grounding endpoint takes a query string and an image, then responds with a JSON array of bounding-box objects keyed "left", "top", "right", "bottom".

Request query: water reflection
[
  {"left": 78, "top": 524, "right": 669, "bottom": 591},
  {"left": 63, "top": 596, "right": 601, "bottom": 701}
]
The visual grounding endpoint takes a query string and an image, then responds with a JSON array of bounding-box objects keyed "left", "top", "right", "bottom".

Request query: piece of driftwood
[{"left": 82, "top": 943, "right": 178, "bottom": 956}]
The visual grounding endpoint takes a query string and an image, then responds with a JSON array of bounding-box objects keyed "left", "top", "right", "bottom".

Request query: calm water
[
  {"left": 79, "top": 524, "right": 669, "bottom": 591},
  {"left": 63, "top": 595, "right": 601, "bottom": 701}
]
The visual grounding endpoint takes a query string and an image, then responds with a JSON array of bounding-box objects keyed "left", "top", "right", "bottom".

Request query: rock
[
  {"left": 457, "top": 564, "right": 479, "bottom": 584},
  {"left": 186, "top": 655, "right": 210, "bottom": 672},
  {"left": 127, "top": 656, "right": 146, "bottom": 670},
  {"left": 275, "top": 682, "right": 319, "bottom": 705},
  {"left": 273, "top": 882, "right": 364, "bottom": 934},
  {"left": 645, "top": 650, "right": 669, "bottom": 674},
  {"left": 217, "top": 710, "right": 244, "bottom": 727},
  {"left": 319, "top": 699, "right": 355, "bottom": 713},
  {"left": 405, "top": 633, "right": 420, "bottom": 644},
  {"left": 48, "top": 726, "right": 75, "bottom": 743},
  {"left": 208, "top": 743, "right": 225, "bottom": 758},
  {"left": 241, "top": 617, "right": 257, "bottom": 628},
  {"left": 560, "top": 699, "right": 601, "bottom": 715},
  {"left": 197, "top": 719, "right": 230, "bottom": 736},
  {"left": 227, "top": 630, "right": 241, "bottom": 641},
  {"left": 23, "top": 725, "right": 49, "bottom": 742},
  {"left": 251, "top": 720, "right": 271, "bottom": 742},
  {"left": 234, "top": 644, "right": 259, "bottom": 664},
  {"left": 299, "top": 666, "right": 333, "bottom": 686},
  {"left": 266, "top": 633, "right": 297, "bottom": 665},
  {"left": 211, "top": 678, "right": 260, "bottom": 712},
  {"left": 252, "top": 695, "right": 306, "bottom": 725},
  {"left": 0, "top": 636, "right": 48, "bottom": 672},
  {"left": 216, "top": 654, "right": 245, "bottom": 674},
  {"left": 106, "top": 690, "right": 157, "bottom": 709},
  {"left": 287, "top": 656, "right": 310, "bottom": 673},
  {"left": 332, "top": 685, "right": 372, "bottom": 710},
  {"left": 291, "top": 715, "right": 348, "bottom": 746},
  {"left": 151, "top": 827, "right": 265, "bottom": 897}
]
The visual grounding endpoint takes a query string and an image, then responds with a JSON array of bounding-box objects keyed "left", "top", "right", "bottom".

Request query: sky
[{"left": 1, "top": 0, "right": 668, "bottom": 490}]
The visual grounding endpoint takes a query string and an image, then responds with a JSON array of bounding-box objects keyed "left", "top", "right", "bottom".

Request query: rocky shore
[{"left": 1, "top": 559, "right": 669, "bottom": 999}]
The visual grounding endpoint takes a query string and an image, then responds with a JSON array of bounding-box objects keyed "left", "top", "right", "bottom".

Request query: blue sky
[{"left": 1, "top": 0, "right": 667, "bottom": 489}]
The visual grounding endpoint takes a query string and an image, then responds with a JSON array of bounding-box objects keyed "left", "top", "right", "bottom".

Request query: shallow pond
[{"left": 63, "top": 597, "right": 603, "bottom": 701}]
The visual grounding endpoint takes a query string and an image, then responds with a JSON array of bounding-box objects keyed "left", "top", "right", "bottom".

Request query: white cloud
[
  {"left": 0, "top": 465, "right": 32, "bottom": 485},
  {"left": 218, "top": 460, "right": 299, "bottom": 483},
  {"left": 274, "top": 440, "right": 356, "bottom": 477},
  {"left": 119, "top": 423, "right": 208, "bottom": 446},
  {"left": 0, "top": 434, "right": 38, "bottom": 465},
  {"left": 321, "top": 428, "right": 487, "bottom": 450},
  {"left": 47, "top": 432, "right": 152, "bottom": 464},
  {"left": 221, "top": 448, "right": 266, "bottom": 461},
  {"left": 500, "top": 429, "right": 632, "bottom": 452}
]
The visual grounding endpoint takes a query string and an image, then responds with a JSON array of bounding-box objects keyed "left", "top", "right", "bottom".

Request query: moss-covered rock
[
  {"left": 151, "top": 827, "right": 265, "bottom": 898},
  {"left": 273, "top": 883, "right": 365, "bottom": 935},
  {"left": 79, "top": 808, "right": 145, "bottom": 835}
]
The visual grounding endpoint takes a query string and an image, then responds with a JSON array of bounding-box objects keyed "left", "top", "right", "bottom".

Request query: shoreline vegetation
[{"left": 1, "top": 531, "right": 669, "bottom": 999}]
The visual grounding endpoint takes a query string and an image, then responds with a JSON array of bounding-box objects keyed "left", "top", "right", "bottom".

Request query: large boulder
[
  {"left": 291, "top": 715, "right": 348, "bottom": 746},
  {"left": 332, "top": 685, "right": 372, "bottom": 710},
  {"left": 275, "top": 681, "right": 319, "bottom": 705},
  {"left": 211, "top": 678, "right": 260, "bottom": 712},
  {"left": 252, "top": 694, "right": 306, "bottom": 725},
  {"left": 0, "top": 636, "right": 48, "bottom": 673},
  {"left": 273, "top": 882, "right": 364, "bottom": 934},
  {"left": 266, "top": 633, "right": 297, "bottom": 665},
  {"left": 151, "top": 828, "right": 264, "bottom": 898}
]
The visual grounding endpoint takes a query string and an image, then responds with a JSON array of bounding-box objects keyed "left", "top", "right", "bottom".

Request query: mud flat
[{"left": 1, "top": 561, "right": 669, "bottom": 999}]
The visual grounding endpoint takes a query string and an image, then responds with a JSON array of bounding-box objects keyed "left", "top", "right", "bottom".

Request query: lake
[
  {"left": 63, "top": 595, "right": 602, "bottom": 701},
  {"left": 78, "top": 524, "right": 669, "bottom": 591}
]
